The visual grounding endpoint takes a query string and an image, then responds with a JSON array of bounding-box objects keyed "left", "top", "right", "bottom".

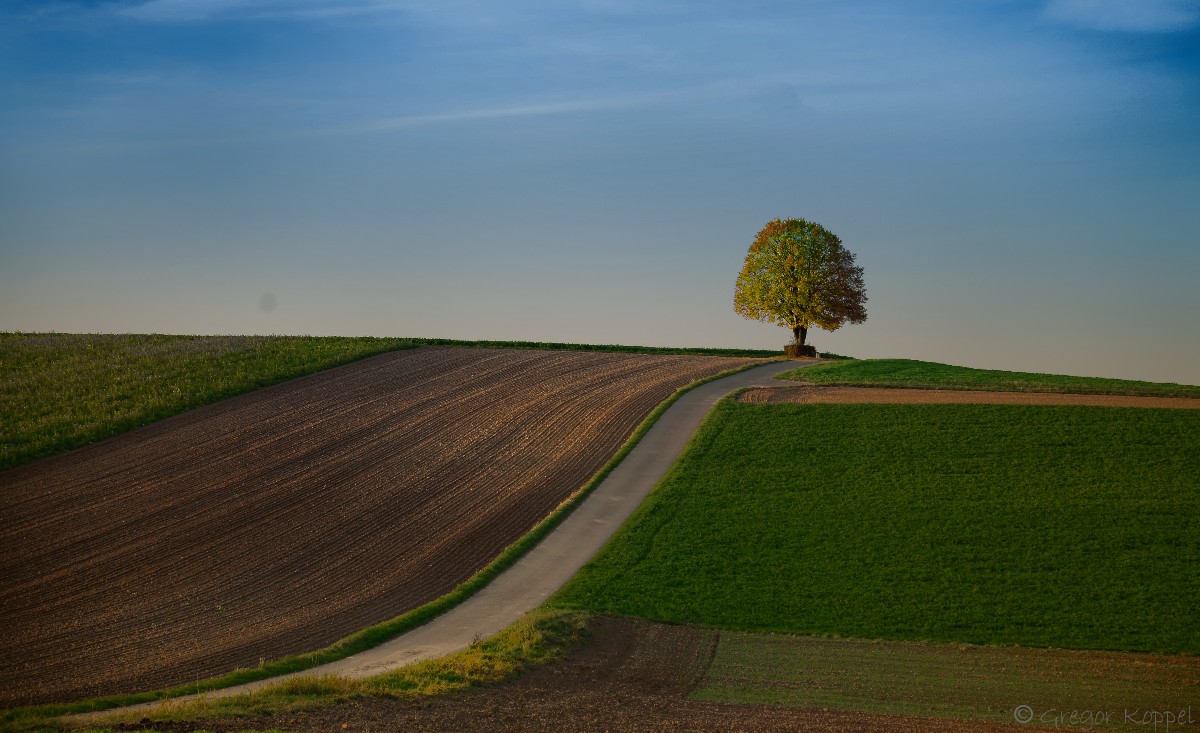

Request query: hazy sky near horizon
[{"left": 2, "top": 0, "right": 1198, "bottom": 384}]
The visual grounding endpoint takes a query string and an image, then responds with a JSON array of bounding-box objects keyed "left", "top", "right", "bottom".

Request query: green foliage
[
  {"left": 552, "top": 400, "right": 1200, "bottom": 654},
  {"left": 734, "top": 218, "right": 867, "bottom": 345},
  {"left": 777, "top": 358, "right": 1200, "bottom": 396},
  {"left": 0, "top": 332, "right": 776, "bottom": 471}
]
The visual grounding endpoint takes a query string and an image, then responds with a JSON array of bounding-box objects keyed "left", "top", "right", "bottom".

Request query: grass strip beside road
[
  {"left": 550, "top": 400, "right": 1200, "bottom": 654},
  {"left": 694, "top": 631, "right": 1200, "bottom": 732},
  {"left": 57, "top": 610, "right": 589, "bottom": 732},
  {"left": 0, "top": 360, "right": 775, "bottom": 728},
  {"left": 1, "top": 332, "right": 780, "bottom": 471},
  {"left": 776, "top": 358, "right": 1200, "bottom": 397}
]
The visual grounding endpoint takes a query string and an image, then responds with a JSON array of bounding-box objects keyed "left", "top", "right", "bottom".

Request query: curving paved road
[{"left": 82, "top": 359, "right": 807, "bottom": 717}]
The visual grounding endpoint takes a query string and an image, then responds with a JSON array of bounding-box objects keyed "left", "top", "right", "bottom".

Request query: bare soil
[
  {"left": 0, "top": 347, "right": 754, "bottom": 707},
  {"left": 738, "top": 385, "right": 1200, "bottom": 408},
  {"left": 107, "top": 616, "right": 1046, "bottom": 733}
]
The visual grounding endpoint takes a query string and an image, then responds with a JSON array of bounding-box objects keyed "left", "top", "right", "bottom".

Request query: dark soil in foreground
[{"left": 117, "top": 617, "right": 1048, "bottom": 733}]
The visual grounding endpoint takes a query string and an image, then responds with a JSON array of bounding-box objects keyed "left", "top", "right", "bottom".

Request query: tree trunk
[{"left": 792, "top": 325, "right": 808, "bottom": 346}]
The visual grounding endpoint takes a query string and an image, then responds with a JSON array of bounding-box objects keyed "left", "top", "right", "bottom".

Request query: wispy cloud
[
  {"left": 113, "top": 0, "right": 688, "bottom": 25},
  {"left": 1044, "top": 0, "right": 1200, "bottom": 32},
  {"left": 347, "top": 96, "right": 664, "bottom": 133},
  {"left": 331, "top": 78, "right": 796, "bottom": 136},
  {"left": 120, "top": 0, "right": 256, "bottom": 22},
  {"left": 118, "top": 0, "right": 404, "bottom": 23}
]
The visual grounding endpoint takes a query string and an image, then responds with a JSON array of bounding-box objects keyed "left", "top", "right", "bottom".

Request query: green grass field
[
  {"left": 551, "top": 400, "right": 1200, "bottom": 654},
  {"left": 0, "top": 332, "right": 776, "bottom": 471},
  {"left": 778, "top": 358, "right": 1200, "bottom": 397},
  {"left": 0, "top": 333, "right": 423, "bottom": 470},
  {"left": 693, "top": 631, "right": 1199, "bottom": 730}
]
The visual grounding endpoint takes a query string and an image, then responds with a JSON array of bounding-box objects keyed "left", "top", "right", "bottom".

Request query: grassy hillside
[
  {"left": 551, "top": 399, "right": 1200, "bottom": 654},
  {"left": 777, "top": 358, "right": 1200, "bottom": 397},
  {"left": 0, "top": 332, "right": 777, "bottom": 471},
  {"left": 0, "top": 333, "right": 422, "bottom": 470}
]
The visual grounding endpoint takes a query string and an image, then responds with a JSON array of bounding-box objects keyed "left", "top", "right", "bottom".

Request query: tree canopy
[{"left": 734, "top": 218, "right": 867, "bottom": 347}]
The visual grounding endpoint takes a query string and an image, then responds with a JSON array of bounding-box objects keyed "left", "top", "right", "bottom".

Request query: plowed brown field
[
  {"left": 737, "top": 385, "right": 1200, "bottom": 408},
  {"left": 0, "top": 347, "right": 756, "bottom": 707}
]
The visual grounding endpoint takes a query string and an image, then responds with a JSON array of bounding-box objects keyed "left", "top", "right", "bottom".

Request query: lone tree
[{"left": 734, "top": 217, "right": 867, "bottom": 356}]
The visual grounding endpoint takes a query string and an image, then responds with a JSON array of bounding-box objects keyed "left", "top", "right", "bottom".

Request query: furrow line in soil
[{"left": 0, "top": 348, "right": 755, "bottom": 706}]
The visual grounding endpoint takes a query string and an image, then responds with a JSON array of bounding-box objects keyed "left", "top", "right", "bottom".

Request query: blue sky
[{"left": 2, "top": 0, "right": 1198, "bottom": 383}]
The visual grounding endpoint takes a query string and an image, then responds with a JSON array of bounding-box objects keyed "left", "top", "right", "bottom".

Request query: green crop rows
[{"left": 553, "top": 400, "right": 1200, "bottom": 654}]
